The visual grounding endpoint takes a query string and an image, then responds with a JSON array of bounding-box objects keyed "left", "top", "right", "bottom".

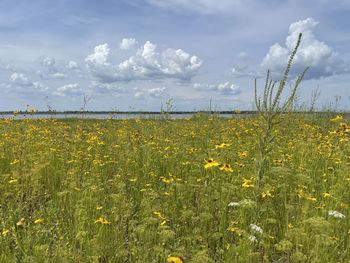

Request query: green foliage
[
  {"left": 254, "top": 33, "right": 308, "bottom": 189},
  {"left": 0, "top": 112, "right": 349, "bottom": 262}
]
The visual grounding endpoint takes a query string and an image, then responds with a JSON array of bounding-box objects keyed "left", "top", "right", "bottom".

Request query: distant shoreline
[
  {"left": 0, "top": 110, "right": 254, "bottom": 115},
  {"left": 0, "top": 110, "right": 347, "bottom": 115}
]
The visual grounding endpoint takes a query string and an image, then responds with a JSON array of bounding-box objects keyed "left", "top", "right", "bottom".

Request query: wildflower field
[{"left": 0, "top": 113, "right": 349, "bottom": 262}]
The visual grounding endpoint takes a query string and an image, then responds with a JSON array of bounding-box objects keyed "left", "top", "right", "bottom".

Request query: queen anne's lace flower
[
  {"left": 249, "top": 235, "right": 258, "bottom": 243},
  {"left": 250, "top": 224, "right": 263, "bottom": 234},
  {"left": 228, "top": 202, "right": 240, "bottom": 207},
  {"left": 328, "top": 210, "right": 345, "bottom": 219}
]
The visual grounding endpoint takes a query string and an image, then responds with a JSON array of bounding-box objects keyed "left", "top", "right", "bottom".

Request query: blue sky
[{"left": 0, "top": 0, "right": 349, "bottom": 111}]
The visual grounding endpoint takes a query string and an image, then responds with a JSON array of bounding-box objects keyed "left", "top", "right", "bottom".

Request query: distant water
[{"left": 0, "top": 113, "right": 254, "bottom": 120}]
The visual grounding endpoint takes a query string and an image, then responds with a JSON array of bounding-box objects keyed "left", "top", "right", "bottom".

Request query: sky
[{"left": 0, "top": 0, "right": 349, "bottom": 111}]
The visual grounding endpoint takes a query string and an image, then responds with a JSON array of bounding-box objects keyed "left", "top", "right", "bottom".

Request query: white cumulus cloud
[
  {"left": 9, "top": 72, "right": 48, "bottom": 95},
  {"left": 11, "top": 72, "right": 30, "bottom": 86},
  {"left": 148, "top": 87, "right": 167, "bottom": 98},
  {"left": 232, "top": 65, "right": 262, "bottom": 78},
  {"left": 85, "top": 43, "right": 110, "bottom": 66},
  {"left": 120, "top": 38, "right": 138, "bottom": 50},
  {"left": 54, "top": 83, "right": 83, "bottom": 97},
  {"left": 261, "top": 18, "right": 349, "bottom": 79},
  {"left": 193, "top": 81, "right": 241, "bottom": 95},
  {"left": 216, "top": 82, "right": 241, "bottom": 95},
  {"left": 86, "top": 41, "right": 202, "bottom": 83},
  {"left": 67, "top": 60, "right": 79, "bottom": 69},
  {"left": 38, "top": 56, "right": 68, "bottom": 79}
]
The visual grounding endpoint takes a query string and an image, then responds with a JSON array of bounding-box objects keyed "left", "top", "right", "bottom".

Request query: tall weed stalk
[{"left": 254, "top": 33, "right": 308, "bottom": 191}]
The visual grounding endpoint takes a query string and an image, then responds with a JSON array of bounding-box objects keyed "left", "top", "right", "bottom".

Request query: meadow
[{"left": 0, "top": 112, "right": 349, "bottom": 262}]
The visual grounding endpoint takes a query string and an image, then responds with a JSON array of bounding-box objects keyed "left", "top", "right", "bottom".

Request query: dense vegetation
[{"left": 0, "top": 113, "right": 349, "bottom": 262}]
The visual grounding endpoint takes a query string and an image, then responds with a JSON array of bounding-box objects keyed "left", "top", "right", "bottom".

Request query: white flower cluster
[
  {"left": 328, "top": 210, "right": 345, "bottom": 219},
  {"left": 228, "top": 202, "right": 240, "bottom": 207},
  {"left": 248, "top": 235, "right": 258, "bottom": 243},
  {"left": 250, "top": 224, "right": 263, "bottom": 234}
]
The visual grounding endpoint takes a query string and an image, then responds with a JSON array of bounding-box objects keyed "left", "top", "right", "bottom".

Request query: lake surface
[{"left": 0, "top": 113, "right": 256, "bottom": 120}]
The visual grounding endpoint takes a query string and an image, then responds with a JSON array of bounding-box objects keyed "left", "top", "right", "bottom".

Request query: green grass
[{"left": 0, "top": 114, "right": 349, "bottom": 262}]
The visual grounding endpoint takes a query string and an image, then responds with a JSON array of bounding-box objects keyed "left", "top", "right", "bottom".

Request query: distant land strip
[{"left": 0, "top": 110, "right": 348, "bottom": 115}]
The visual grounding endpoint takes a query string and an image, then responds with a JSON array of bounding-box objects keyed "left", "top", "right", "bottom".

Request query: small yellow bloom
[
  {"left": 34, "top": 218, "right": 44, "bottom": 224},
  {"left": 227, "top": 227, "right": 239, "bottom": 232},
  {"left": 323, "top": 192, "right": 331, "bottom": 198},
  {"left": 306, "top": 196, "right": 317, "bottom": 202},
  {"left": 96, "top": 206, "right": 103, "bottom": 210},
  {"left": 261, "top": 190, "right": 274, "bottom": 198},
  {"left": 204, "top": 158, "right": 220, "bottom": 169},
  {"left": 2, "top": 229, "right": 10, "bottom": 236},
  {"left": 238, "top": 151, "right": 248, "bottom": 158},
  {"left": 242, "top": 178, "right": 254, "bottom": 188},
  {"left": 330, "top": 115, "right": 343, "bottom": 122},
  {"left": 94, "top": 217, "right": 111, "bottom": 225},
  {"left": 9, "top": 179, "right": 18, "bottom": 184},
  {"left": 160, "top": 176, "right": 173, "bottom": 184},
  {"left": 153, "top": 211, "right": 162, "bottom": 217},
  {"left": 272, "top": 159, "right": 283, "bottom": 166},
  {"left": 219, "top": 163, "right": 233, "bottom": 173},
  {"left": 153, "top": 211, "right": 167, "bottom": 225},
  {"left": 10, "top": 159, "right": 19, "bottom": 165},
  {"left": 167, "top": 256, "right": 184, "bottom": 263},
  {"left": 215, "top": 143, "right": 231, "bottom": 149}
]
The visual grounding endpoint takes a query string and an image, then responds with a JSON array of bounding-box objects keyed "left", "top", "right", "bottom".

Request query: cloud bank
[
  {"left": 261, "top": 18, "right": 349, "bottom": 79},
  {"left": 119, "top": 38, "right": 138, "bottom": 50},
  {"left": 86, "top": 40, "right": 202, "bottom": 83}
]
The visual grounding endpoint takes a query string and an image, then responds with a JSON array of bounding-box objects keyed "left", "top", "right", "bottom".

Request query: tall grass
[{"left": 0, "top": 112, "right": 349, "bottom": 262}]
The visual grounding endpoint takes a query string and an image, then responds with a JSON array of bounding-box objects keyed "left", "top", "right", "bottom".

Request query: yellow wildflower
[
  {"left": 167, "top": 256, "right": 184, "bottom": 263},
  {"left": 272, "top": 159, "right": 283, "bottom": 166},
  {"left": 261, "top": 190, "right": 274, "bottom": 198},
  {"left": 10, "top": 159, "right": 19, "bottom": 165},
  {"left": 153, "top": 211, "right": 162, "bottom": 217},
  {"left": 238, "top": 151, "right": 248, "bottom": 158},
  {"left": 242, "top": 178, "right": 254, "bottom": 188},
  {"left": 2, "top": 229, "right": 10, "bottom": 236},
  {"left": 323, "top": 192, "right": 331, "bottom": 198},
  {"left": 219, "top": 163, "right": 233, "bottom": 173},
  {"left": 94, "top": 217, "right": 111, "bottom": 225},
  {"left": 34, "top": 218, "right": 44, "bottom": 224},
  {"left": 160, "top": 176, "right": 173, "bottom": 184},
  {"left": 330, "top": 115, "right": 343, "bottom": 122},
  {"left": 153, "top": 211, "right": 167, "bottom": 225},
  {"left": 9, "top": 179, "right": 18, "bottom": 184},
  {"left": 227, "top": 227, "right": 239, "bottom": 232},
  {"left": 215, "top": 143, "right": 231, "bottom": 149},
  {"left": 306, "top": 196, "right": 317, "bottom": 202},
  {"left": 204, "top": 158, "right": 220, "bottom": 169}
]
